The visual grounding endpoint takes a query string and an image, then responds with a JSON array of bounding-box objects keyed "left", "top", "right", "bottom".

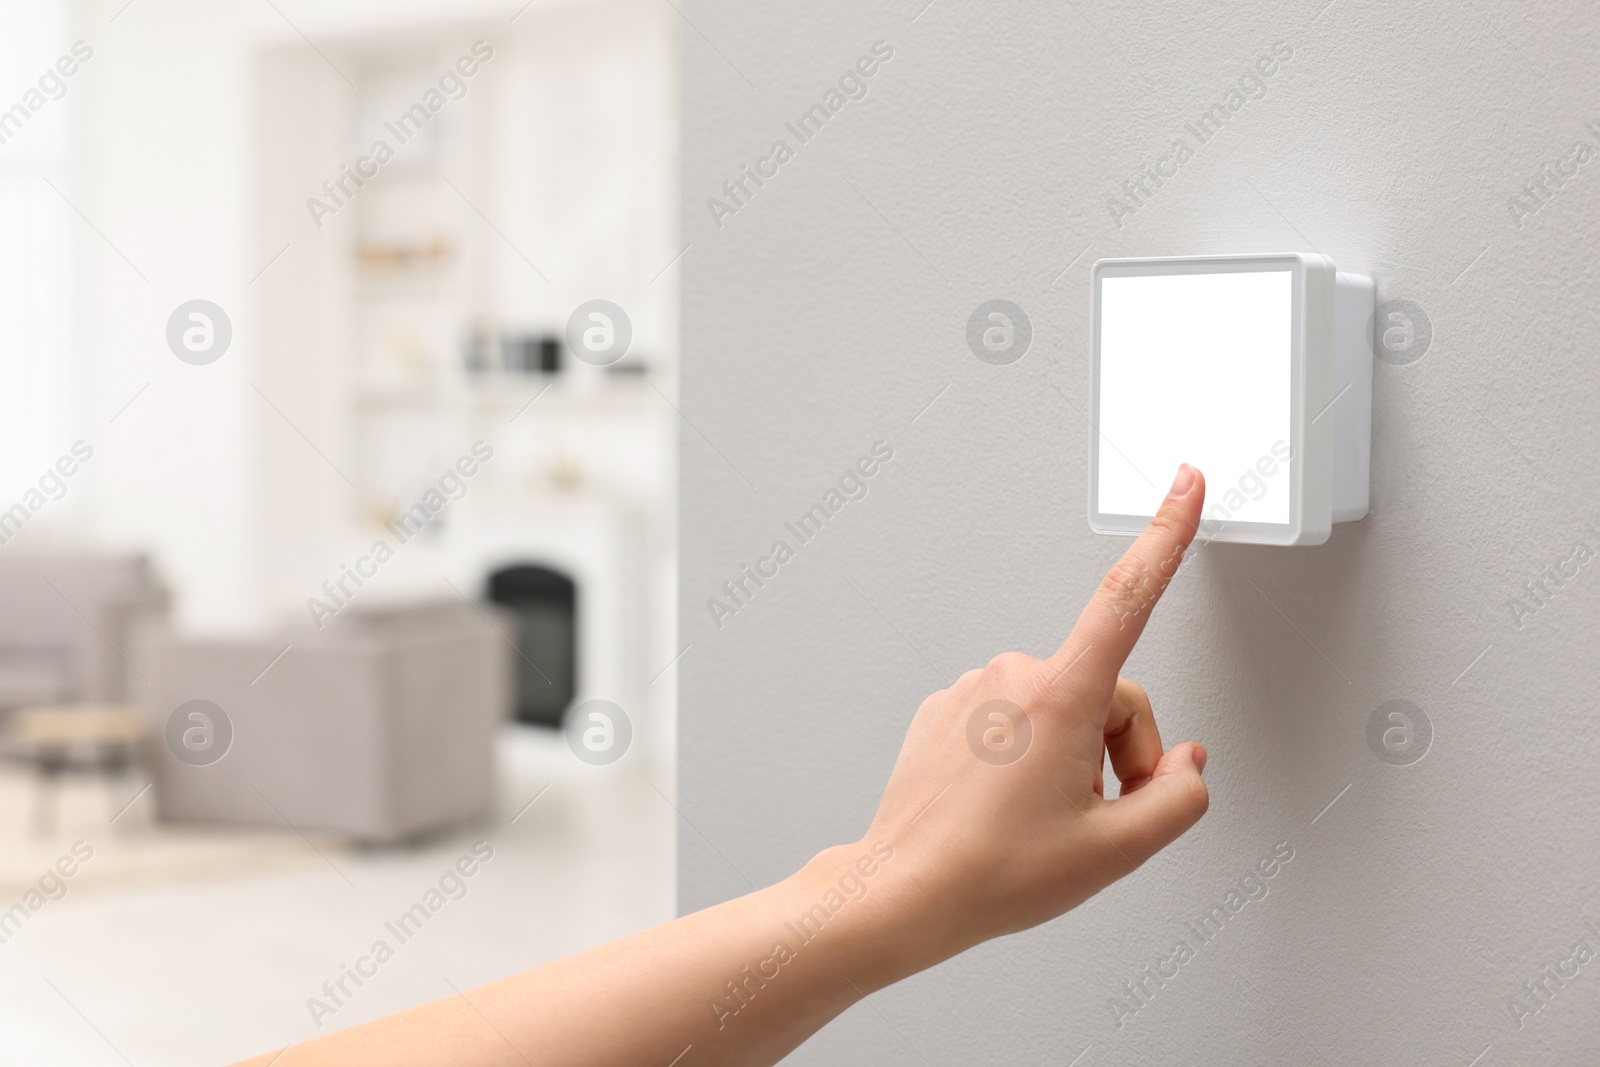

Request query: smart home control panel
[{"left": 1089, "top": 253, "right": 1373, "bottom": 546}]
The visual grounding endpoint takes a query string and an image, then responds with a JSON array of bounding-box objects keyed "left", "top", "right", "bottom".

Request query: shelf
[
  {"left": 353, "top": 275, "right": 455, "bottom": 297},
  {"left": 353, "top": 378, "right": 660, "bottom": 416}
]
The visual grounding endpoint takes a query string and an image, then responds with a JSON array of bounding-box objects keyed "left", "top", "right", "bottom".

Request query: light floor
[{"left": 0, "top": 728, "right": 676, "bottom": 1066}]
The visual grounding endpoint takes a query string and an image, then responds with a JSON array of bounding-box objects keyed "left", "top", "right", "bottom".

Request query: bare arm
[{"left": 240, "top": 466, "right": 1211, "bottom": 1067}]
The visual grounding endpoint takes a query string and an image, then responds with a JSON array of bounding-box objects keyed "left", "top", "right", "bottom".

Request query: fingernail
[
  {"left": 1169, "top": 464, "right": 1197, "bottom": 498},
  {"left": 1193, "top": 744, "right": 1208, "bottom": 775}
]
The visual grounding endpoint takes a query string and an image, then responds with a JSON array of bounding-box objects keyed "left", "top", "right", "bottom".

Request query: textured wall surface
[{"left": 678, "top": 2, "right": 1600, "bottom": 1062}]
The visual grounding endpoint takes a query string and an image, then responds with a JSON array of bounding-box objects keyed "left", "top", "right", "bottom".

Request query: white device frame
[{"left": 1089, "top": 253, "right": 1372, "bottom": 547}]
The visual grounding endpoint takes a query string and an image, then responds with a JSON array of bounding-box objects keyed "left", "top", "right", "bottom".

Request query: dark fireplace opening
[{"left": 486, "top": 563, "right": 577, "bottom": 728}]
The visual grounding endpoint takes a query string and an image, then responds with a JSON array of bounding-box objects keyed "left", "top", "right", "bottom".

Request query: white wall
[
  {"left": 679, "top": 2, "right": 1600, "bottom": 1063},
  {"left": 67, "top": 0, "right": 259, "bottom": 628}
]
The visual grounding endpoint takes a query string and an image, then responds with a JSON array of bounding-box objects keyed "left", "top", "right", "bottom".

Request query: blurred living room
[{"left": 0, "top": 1, "right": 679, "bottom": 1061}]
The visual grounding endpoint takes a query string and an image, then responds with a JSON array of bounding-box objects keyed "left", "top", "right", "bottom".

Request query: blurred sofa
[
  {"left": 0, "top": 552, "right": 169, "bottom": 709},
  {"left": 143, "top": 598, "right": 511, "bottom": 844}
]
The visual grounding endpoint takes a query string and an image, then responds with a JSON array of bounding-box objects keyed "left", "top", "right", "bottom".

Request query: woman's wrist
[{"left": 785, "top": 836, "right": 955, "bottom": 997}]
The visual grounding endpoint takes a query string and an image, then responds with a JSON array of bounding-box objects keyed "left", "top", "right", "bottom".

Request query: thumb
[{"left": 1096, "top": 742, "right": 1209, "bottom": 867}]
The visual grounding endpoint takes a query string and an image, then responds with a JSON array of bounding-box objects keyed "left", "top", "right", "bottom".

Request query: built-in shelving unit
[{"left": 250, "top": 0, "right": 679, "bottom": 769}]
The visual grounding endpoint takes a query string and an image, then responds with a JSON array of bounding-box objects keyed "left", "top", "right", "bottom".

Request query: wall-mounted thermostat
[{"left": 1089, "top": 253, "right": 1373, "bottom": 546}]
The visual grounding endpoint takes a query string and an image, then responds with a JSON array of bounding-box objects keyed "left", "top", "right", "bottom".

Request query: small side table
[{"left": 5, "top": 704, "right": 149, "bottom": 835}]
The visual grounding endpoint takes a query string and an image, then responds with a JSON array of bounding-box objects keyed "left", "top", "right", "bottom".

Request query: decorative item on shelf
[
  {"left": 354, "top": 233, "right": 454, "bottom": 276},
  {"left": 387, "top": 327, "right": 435, "bottom": 379},
  {"left": 464, "top": 326, "right": 496, "bottom": 374},
  {"left": 547, "top": 451, "right": 586, "bottom": 493},
  {"left": 364, "top": 501, "right": 397, "bottom": 529},
  {"left": 500, "top": 333, "right": 562, "bottom": 375}
]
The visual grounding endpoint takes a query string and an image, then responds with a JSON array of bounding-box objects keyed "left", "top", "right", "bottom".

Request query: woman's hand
[
  {"left": 235, "top": 465, "right": 1211, "bottom": 1067},
  {"left": 845, "top": 464, "right": 1210, "bottom": 984}
]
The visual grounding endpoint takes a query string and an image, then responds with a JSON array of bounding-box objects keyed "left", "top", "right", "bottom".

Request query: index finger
[{"left": 1047, "top": 464, "right": 1206, "bottom": 689}]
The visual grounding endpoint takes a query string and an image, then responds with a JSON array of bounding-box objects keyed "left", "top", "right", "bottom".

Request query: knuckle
[
  {"left": 985, "top": 651, "right": 1037, "bottom": 679},
  {"left": 1101, "top": 558, "right": 1147, "bottom": 599},
  {"left": 1146, "top": 517, "right": 1190, "bottom": 574},
  {"left": 1100, "top": 559, "right": 1155, "bottom": 625},
  {"left": 1147, "top": 510, "right": 1185, "bottom": 539}
]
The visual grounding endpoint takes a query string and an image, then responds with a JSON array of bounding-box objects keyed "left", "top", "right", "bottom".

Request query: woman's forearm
[
  {"left": 241, "top": 838, "right": 927, "bottom": 1067},
  {"left": 239, "top": 469, "right": 1213, "bottom": 1066}
]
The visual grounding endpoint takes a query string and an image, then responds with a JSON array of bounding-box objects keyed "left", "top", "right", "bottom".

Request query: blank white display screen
[{"left": 1097, "top": 269, "right": 1293, "bottom": 525}]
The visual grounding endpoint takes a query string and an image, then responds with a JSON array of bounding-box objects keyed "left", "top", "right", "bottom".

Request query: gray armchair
[
  {"left": 0, "top": 552, "right": 168, "bottom": 709},
  {"left": 143, "top": 598, "right": 511, "bottom": 844}
]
